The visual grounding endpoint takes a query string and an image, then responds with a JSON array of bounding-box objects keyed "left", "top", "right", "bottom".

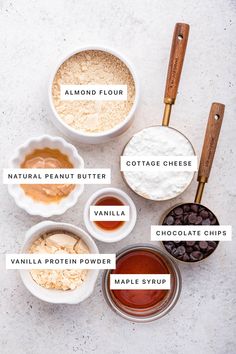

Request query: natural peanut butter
[{"left": 20, "top": 148, "right": 75, "bottom": 203}]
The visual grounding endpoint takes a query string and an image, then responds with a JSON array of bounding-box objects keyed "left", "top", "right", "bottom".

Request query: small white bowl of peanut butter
[{"left": 8, "top": 135, "right": 84, "bottom": 217}]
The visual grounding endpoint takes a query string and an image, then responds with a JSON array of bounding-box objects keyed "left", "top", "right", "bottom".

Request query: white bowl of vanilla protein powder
[
  {"left": 49, "top": 46, "right": 140, "bottom": 144},
  {"left": 122, "top": 126, "right": 196, "bottom": 201}
]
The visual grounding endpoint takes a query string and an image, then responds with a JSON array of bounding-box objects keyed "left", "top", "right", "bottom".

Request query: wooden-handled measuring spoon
[
  {"left": 162, "top": 22, "right": 189, "bottom": 126},
  {"left": 122, "top": 23, "right": 196, "bottom": 201},
  {"left": 162, "top": 102, "right": 225, "bottom": 262}
]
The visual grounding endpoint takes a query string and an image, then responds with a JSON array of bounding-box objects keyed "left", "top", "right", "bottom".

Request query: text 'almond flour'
[{"left": 52, "top": 50, "right": 135, "bottom": 133}]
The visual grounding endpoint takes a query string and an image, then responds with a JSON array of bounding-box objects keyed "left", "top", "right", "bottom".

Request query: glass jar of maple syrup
[
  {"left": 84, "top": 188, "right": 137, "bottom": 242},
  {"left": 103, "top": 244, "right": 181, "bottom": 322}
]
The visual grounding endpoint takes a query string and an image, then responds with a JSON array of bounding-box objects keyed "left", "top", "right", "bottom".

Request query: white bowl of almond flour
[{"left": 49, "top": 47, "right": 139, "bottom": 144}]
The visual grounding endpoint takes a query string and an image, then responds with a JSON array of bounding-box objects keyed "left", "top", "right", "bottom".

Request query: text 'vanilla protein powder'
[
  {"left": 122, "top": 126, "right": 195, "bottom": 200},
  {"left": 52, "top": 50, "right": 135, "bottom": 133}
]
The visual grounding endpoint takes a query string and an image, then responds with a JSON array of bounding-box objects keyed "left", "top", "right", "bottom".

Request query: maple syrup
[{"left": 111, "top": 249, "right": 170, "bottom": 309}]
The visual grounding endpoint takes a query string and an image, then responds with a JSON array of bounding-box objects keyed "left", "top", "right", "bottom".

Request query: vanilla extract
[{"left": 94, "top": 196, "right": 125, "bottom": 231}]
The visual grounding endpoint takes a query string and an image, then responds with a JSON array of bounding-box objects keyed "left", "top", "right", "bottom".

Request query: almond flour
[
  {"left": 52, "top": 50, "right": 135, "bottom": 133},
  {"left": 29, "top": 232, "right": 89, "bottom": 291}
]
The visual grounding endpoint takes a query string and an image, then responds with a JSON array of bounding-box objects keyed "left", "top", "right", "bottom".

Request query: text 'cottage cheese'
[
  {"left": 122, "top": 126, "right": 195, "bottom": 200},
  {"left": 29, "top": 232, "right": 89, "bottom": 290}
]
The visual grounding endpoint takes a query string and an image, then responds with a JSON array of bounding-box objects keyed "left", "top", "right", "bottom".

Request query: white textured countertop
[{"left": 0, "top": 0, "right": 236, "bottom": 353}]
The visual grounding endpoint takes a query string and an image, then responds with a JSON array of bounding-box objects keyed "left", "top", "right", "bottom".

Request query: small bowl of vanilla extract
[{"left": 83, "top": 187, "right": 137, "bottom": 242}]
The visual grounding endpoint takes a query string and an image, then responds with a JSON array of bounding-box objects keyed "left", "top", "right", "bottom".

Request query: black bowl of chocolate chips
[{"left": 162, "top": 203, "right": 219, "bottom": 263}]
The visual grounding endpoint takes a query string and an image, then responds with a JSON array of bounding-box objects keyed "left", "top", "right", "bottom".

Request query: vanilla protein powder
[
  {"left": 29, "top": 232, "right": 89, "bottom": 290},
  {"left": 52, "top": 50, "right": 135, "bottom": 133},
  {"left": 122, "top": 126, "right": 195, "bottom": 200}
]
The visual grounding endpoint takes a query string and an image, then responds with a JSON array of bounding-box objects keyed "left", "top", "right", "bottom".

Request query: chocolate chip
[
  {"left": 183, "top": 205, "right": 190, "bottom": 212},
  {"left": 195, "top": 216, "right": 203, "bottom": 225},
  {"left": 183, "top": 215, "right": 189, "bottom": 224},
  {"left": 174, "top": 207, "right": 183, "bottom": 216},
  {"left": 175, "top": 214, "right": 183, "bottom": 219},
  {"left": 183, "top": 253, "right": 190, "bottom": 261},
  {"left": 176, "top": 246, "right": 186, "bottom": 256},
  {"left": 209, "top": 212, "right": 214, "bottom": 220},
  {"left": 199, "top": 241, "right": 208, "bottom": 250},
  {"left": 211, "top": 218, "right": 217, "bottom": 225},
  {"left": 200, "top": 210, "right": 209, "bottom": 219},
  {"left": 191, "top": 204, "right": 198, "bottom": 213},
  {"left": 186, "top": 241, "right": 195, "bottom": 246},
  {"left": 202, "top": 218, "right": 211, "bottom": 225},
  {"left": 188, "top": 213, "right": 197, "bottom": 224},
  {"left": 190, "top": 251, "right": 203, "bottom": 261},
  {"left": 166, "top": 241, "right": 175, "bottom": 247},
  {"left": 208, "top": 241, "right": 217, "bottom": 248},
  {"left": 166, "top": 216, "right": 174, "bottom": 225},
  {"left": 177, "top": 255, "right": 184, "bottom": 260},
  {"left": 206, "top": 246, "right": 215, "bottom": 255}
]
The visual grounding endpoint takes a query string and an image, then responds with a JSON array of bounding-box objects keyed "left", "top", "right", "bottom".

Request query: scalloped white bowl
[{"left": 8, "top": 135, "right": 84, "bottom": 217}]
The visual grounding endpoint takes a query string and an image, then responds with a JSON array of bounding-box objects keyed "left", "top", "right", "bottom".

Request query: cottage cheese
[{"left": 122, "top": 126, "right": 195, "bottom": 200}]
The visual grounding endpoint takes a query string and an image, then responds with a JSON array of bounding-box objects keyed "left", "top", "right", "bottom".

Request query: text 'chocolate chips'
[{"left": 162, "top": 203, "right": 219, "bottom": 262}]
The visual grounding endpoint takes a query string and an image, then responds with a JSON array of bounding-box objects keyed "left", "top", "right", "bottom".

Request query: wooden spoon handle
[
  {"left": 164, "top": 23, "right": 189, "bottom": 105},
  {"left": 198, "top": 103, "right": 225, "bottom": 183}
]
